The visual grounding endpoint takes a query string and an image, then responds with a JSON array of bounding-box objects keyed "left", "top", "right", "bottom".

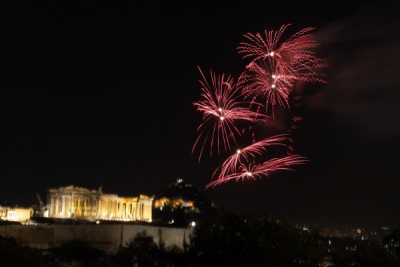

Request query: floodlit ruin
[
  {"left": 47, "top": 186, "right": 153, "bottom": 222},
  {"left": 0, "top": 206, "right": 33, "bottom": 223}
]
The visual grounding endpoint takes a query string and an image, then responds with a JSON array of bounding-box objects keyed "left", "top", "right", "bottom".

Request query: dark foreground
[{"left": 2, "top": 213, "right": 400, "bottom": 267}]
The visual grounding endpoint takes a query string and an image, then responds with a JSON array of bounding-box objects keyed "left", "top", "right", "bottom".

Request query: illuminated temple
[
  {"left": 47, "top": 186, "right": 153, "bottom": 222},
  {"left": 0, "top": 206, "right": 33, "bottom": 223}
]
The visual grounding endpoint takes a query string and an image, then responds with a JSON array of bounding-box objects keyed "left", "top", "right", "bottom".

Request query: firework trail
[
  {"left": 193, "top": 67, "right": 270, "bottom": 160},
  {"left": 214, "top": 134, "right": 289, "bottom": 180},
  {"left": 207, "top": 154, "right": 308, "bottom": 188}
]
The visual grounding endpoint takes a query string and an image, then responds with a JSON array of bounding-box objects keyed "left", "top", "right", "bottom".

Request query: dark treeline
[{"left": 2, "top": 212, "right": 400, "bottom": 267}]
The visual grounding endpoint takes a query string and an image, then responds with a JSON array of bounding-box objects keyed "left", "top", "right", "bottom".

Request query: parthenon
[{"left": 47, "top": 186, "right": 153, "bottom": 222}]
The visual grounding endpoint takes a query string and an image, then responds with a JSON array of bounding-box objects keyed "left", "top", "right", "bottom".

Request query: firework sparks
[
  {"left": 238, "top": 24, "right": 324, "bottom": 82},
  {"left": 193, "top": 24, "right": 325, "bottom": 187},
  {"left": 214, "top": 134, "right": 289, "bottom": 179},
  {"left": 239, "top": 60, "right": 296, "bottom": 114},
  {"left": 193, "top": 67, "right": 270, "bottom": 160},
  {"left": 207, "top": 154, "right": 307, "bottom": 188},
  {"left": 237, "top": 24, "right": 324, "bottom": 113}
]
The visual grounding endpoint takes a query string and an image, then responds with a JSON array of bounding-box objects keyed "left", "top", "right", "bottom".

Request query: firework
[
  {"left": 207, "top": 154, "right": 307, "bottom": 188},
  {"left": 237, "top": 25, "right": 324, "bottom": 113},
  {"left": 193, "top": 24, "right": 325, "bottom": 187},
  {"left": 214, "top": 134, "right": 289, "bottom": 180},
  {"left": 238, "top": 24, "right": 324, "bottom": 82},
  {"left": 239, "top": 60, "right": 296, "bottom": 114},
  {"left": 193, "top": 67, "right": 270, "bottom": 160}
]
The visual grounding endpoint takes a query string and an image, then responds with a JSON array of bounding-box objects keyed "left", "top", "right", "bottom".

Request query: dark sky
[{"left": 0, "top": 1, "right": 398, "bottom": 227}]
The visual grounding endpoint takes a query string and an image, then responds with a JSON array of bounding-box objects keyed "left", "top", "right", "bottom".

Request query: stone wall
[{"left": 0, "top": 224, "right": 192, "bottom": 253}]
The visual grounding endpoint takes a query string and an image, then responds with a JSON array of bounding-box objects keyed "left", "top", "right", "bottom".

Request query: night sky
[{"left": 0, "top": 1, "right": 398, "bottom": 227}]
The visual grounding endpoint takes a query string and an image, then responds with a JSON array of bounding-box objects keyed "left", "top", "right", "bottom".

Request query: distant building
[
  {"left": 153, "top": 178, "right": 216, "bottom": 226},
  {"left": 154, "top": 196, "right": 195, "bottom": 210},
  {"left": 0, "top": 206, "right": 33, "bottom": 223},
  {"left": 47, "top": 186, "right": 153, "bottom": 222}
]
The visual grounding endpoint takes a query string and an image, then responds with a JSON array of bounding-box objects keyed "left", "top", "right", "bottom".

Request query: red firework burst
[
  {"left": 239, "top": 60, "right": 297, "bottom": 114},
  {"left": 237, "top": 25, "right": 324, "bottom": 113},
  {"left": 214, "top": 134, "right": 289, "bottom": 180},
  {"left": 207, "top": 154, "right": 307, "bottom": 188},
  {"left": 193, "top": 67, "right": 269, "bottom": 160},
  {"left": 193, "top": 24, "right": 325, "bottom": 187},
  {"left": 238, "top": 24, "right": 324, "bottom": 82}
]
